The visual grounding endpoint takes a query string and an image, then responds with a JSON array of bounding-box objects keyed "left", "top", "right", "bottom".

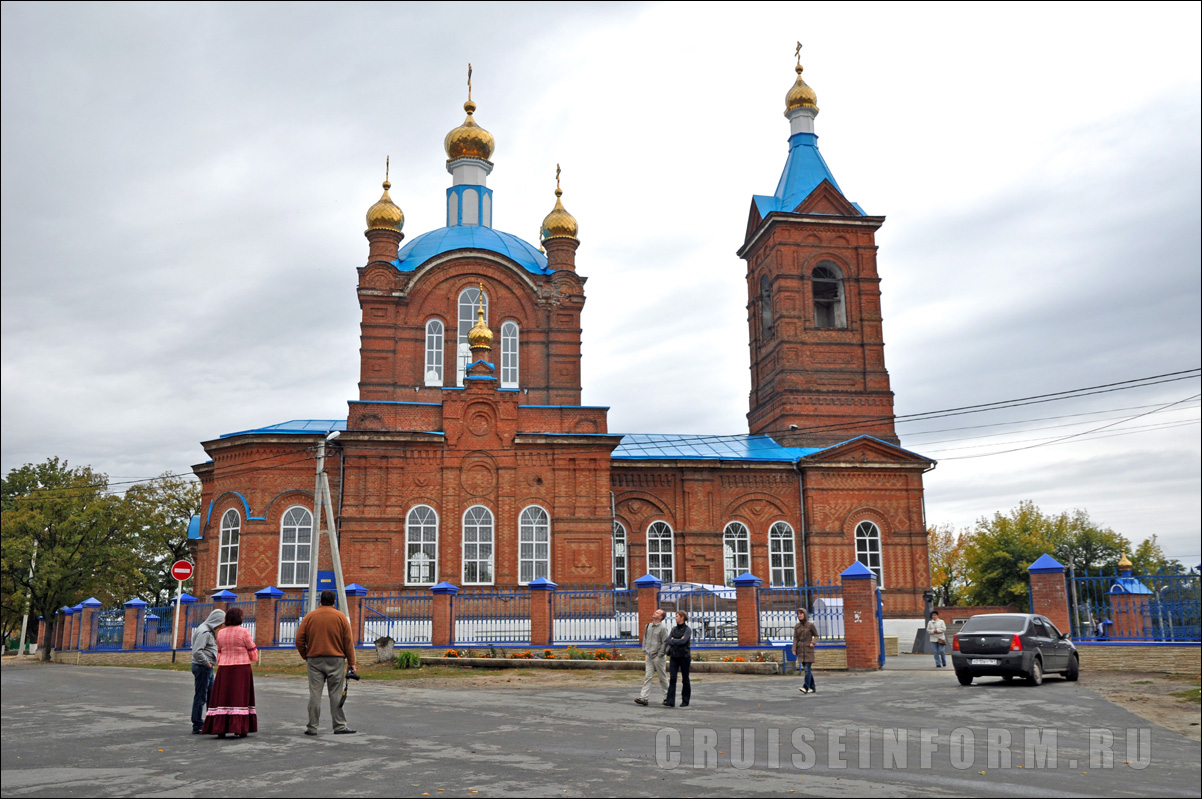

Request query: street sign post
[{"left": 170, "top": 559, "right": 194, "bottom": 663}]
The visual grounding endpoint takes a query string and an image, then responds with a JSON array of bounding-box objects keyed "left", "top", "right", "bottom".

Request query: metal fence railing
[
  {"left": 454, "top": 590, "right": 531, "bottom": 645},
  {"left": 552, "top": 586, "right": 638, "bottom": 645},
  {"left": 1070, "top": 571, "right": 1201, "bottom": 643},
  {"left": 759, "top": 581, "right": 844, "bottom": 644},
  {"left": 363, "top": 594, "right": 433, "bottom": 645},
  {"left": 275, "top": 598, "right": 305, "bottom": 645},
  {"left": 229, "top": 600, "right": 257, "bottom": 641},
  {"left": 94, "top": 608, "right": 124, "bottom": 649},
  {"left": 142, "top": 605, "right": 173, "bottom": 649},
  {"left": 656, "top": 583, "right": 738, "bottom": 646},
  {"left": 189, "top": 602, "right": 215, "bottom": 631}
]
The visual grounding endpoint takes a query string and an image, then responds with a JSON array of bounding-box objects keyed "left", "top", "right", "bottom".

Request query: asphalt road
[{"left": 2, "top": 662, "right": 1198, "bottom": 797}]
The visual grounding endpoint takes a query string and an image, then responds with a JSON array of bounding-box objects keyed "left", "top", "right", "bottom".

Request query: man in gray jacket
[
  {"left": 634, "top": 608, "right": 669, "bottom": 706},
  {"left": 190, "top": 608, "right": 225, "bottom": 733}
]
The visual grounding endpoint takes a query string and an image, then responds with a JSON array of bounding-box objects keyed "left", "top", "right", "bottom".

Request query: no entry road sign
[{"left": 170, "top": 560, "right": 194, "bottom": 582}]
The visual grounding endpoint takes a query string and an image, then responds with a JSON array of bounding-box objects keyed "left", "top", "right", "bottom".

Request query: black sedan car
[{"left": 951, "top": 613, "right": 1078, "bottom": 686}]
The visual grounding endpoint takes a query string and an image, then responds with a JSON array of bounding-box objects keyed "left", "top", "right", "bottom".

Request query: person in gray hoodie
[{"left": 191, "top": 608, "right": 225, "bottom": 733}]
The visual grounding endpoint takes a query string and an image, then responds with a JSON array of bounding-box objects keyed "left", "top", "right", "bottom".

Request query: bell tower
[{"left": 738, "top": 48, "right": 898, "bottom": 448}]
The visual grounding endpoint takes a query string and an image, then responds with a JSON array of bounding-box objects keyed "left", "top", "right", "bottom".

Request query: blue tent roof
[
  {"left": 395, "top": 226, "right": 550, "bottom": 274},
  {"left": 1109, "top": 577, "right": 1153, "bottom": 595},
  {"left": 612, "top": 433, "right": 818, "bottom": 462},
  {"left": 753, "top": 132, "right": 864, "bottom": 218},
  {"left": 220, "top": 420, "right": 347, "bottom": 438}
]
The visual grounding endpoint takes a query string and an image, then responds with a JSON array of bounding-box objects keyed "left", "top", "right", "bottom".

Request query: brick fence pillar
[
  {"left": 841, "top": 562, "right": 881, "bottom": 670},
  {"left": 123, "top": 599, "right": 147, "bottom": 650},
  {"left": 1027, "top": 554, "right": 1070, "bottom": 633},
  {"left": 254, "top": 587, "right": 285, "bottom": 648},
  {"left": 79, "top": 598, "right": 103, "bottom": 650},
  {"left": 431, "top": 582, "right": 459, "bottom": 649},
  {"left": 70, "top": 603, "right": 84, "bottom": 650},
  {"left": 528, "top": 577, "right": 556, "bottom": 647},
  {"left": 733, "top": 572, "right": 763, "bottom": 647},
  {"left": 211, "top": 589, "right": 236, "bottom": 614},
  {"left": 344, "top": 583, "right": 369, "bottom": 646},
  {"left": 633, "top": 574, "right": 662, "bottom": 645},
  {"left": 36, "top": 616, "right": 46, "bottom": 652},
  {"left": 173, "top": 594, "right": 197, "bottom": 650},
  {"left": 55, "top": 608, "right": 70, "bottom": 651}
]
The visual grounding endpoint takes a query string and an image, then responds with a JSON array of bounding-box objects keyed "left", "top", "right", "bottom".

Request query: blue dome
[{"left": 395, "top": 226, "right": 550, "bottom": 274}]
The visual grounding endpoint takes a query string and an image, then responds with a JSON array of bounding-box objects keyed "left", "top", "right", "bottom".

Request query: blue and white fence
[
  {"left": 362, "top": 594, "right": 433, "bottom": 645},
  {"left": 759, "top": 581, "right": 844, "bottom": 644},
  {"left": 454, "top": 590, "right": 531, "bottom": 644},
  {"left": 655, "top": 583, "right": 739, "bottom": 646},
  {"left": 552, "top": 586, "right": 638, "bottom": 645}
]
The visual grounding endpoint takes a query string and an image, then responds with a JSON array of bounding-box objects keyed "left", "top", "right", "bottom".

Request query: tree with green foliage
[
  {"left": 1129, "top": 534, "right": 1184, "bottom": 575},
  {"left": 927, "top": 524, "right": 967, "bottom": 606},
  {"left": 124, "top": 473, "right": 200, "bottom": 603}
]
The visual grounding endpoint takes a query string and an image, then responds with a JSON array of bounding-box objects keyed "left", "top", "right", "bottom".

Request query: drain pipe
[{"left": 795, "top": 463, "right": 810, "bottom": 588}]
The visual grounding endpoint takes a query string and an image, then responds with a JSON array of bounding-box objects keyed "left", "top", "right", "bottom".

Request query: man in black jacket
[{"left": 663, "top": 611, "right": 692, "bottom": 708}]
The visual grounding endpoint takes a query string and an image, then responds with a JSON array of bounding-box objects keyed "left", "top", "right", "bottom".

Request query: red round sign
[{"left": 171, "top": 560, "right": 194, "bottom": 581}]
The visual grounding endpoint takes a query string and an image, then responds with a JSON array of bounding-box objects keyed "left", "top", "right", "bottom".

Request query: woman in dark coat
[
  {"left": 793, "top": 608, "right": 819, "bottom": 694},
  {"left": 201, "top": 606, "right": 259, "bottom": 738},
  {"left": 663, "top": 611, "right": 692, "bottom": 708}
]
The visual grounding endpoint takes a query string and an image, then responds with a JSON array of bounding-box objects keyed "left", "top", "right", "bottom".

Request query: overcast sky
[{"left": 3, "top": 3, "right": 1199, "bottom": 566}]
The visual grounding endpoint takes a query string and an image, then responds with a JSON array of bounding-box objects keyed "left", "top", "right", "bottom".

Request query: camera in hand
[{"left": 346, "top": 669, "right": 361, "bottom": 681}]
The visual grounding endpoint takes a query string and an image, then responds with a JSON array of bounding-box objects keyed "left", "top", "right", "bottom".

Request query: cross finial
[
  {"left": 467, "top": 63, "right": 473, "bottom": 101},
  {"left": 795, "top": 41, "right": 803, "bottom": 66},
  {"left": 385, "top": 155, "right": 390, "bottom": 183},
  {"left": 556, "top": 163, "right": 561, "bottom": 190}
]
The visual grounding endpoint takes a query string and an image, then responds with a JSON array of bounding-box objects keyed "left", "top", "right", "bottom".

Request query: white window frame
[
  {"left": 518, "top": 505, "right": 550, "bottom": 585},
  {"left": 405, "top": 505, "right": 439, "bottom": 586},
  {"left": 500, "top": 320, "right": 519, "bottom": 388},
  {"left": 613, "top": 521, "right": 628, "bottom": 589},
  {"left": 461, "top": 505, "right": 495, "bottom": 585},
  {"left": 646, "top": 520, "right": 674, "bottom": 583},
  {"left": 855, "top": 520, "right": 883, "bottom": 587},
  {"left": 769, "top": 521, "right": 798, "bottom": 587},
  {"left": 456, "top": 287, "right": 488, "bottom": 386},
  {"left": 723, "top": 522, "right": 751, "bottom": 586},
  {"left": 218, "top": 508, "right": 240, "bottom": 589},
  {"left": 277, "top": 506, "right": 312, "bottom": 588},
  {"left": 425, "top": 319, "right": 445, "bottom": 386},
  {"left": 812, "top": 263, "right": 847, "bottom": 329}
]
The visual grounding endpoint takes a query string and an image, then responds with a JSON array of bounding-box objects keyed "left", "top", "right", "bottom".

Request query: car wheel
[
  {"left": 1027, "top": 658, "right": 1043, "bottom": 686},
  {"left": 1064, "top": 655, "right": 1079, "bottom": 682},
  {"left": 956, "top": 671, "right": 973, "bottom": 686}
]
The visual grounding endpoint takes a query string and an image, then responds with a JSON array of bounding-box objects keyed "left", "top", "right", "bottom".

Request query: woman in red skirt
[{"left": 201, "top": 606, "right": 258, "bottom": 738}]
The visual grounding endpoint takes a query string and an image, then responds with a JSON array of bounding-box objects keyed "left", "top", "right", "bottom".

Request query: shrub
[
  {"left": 394, "top": 650, "right": 422, "bottom": 670},
  {"left": 443, "top": 649, "right": 459, "bottom": 658},
  {"left": 565, "top": 645, "right": 594, "bottom": 661},
  {"left": 543, "top": 649, "right": 556, "bottom": 659}
]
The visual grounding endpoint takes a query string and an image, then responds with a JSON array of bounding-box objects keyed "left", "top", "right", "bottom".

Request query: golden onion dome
[
  {"left": 467, "top": 292, "right": 493, "bottom": 350},
  {"left": 1118, "top": 553, "right": 1133, "bottom": 570},
  {"left": 444, "top": 99, "right": 496, "bottom": 162},
  {"left": 785, "top": 63, "right": 818, "bottom": 114},
  {"left": 365, "top": 178, "right": 404, "bottom": 233},
  {"left": 540, "top": 166, "right": 579, "bottom": 242}
]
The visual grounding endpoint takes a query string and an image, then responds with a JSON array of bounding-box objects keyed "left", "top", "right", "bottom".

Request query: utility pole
[{"left": 306, "top": 431, "right": 347, "bottom": 613}]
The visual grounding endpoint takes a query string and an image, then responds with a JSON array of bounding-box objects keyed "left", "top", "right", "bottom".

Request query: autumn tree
[
  {"left": 124, "top": 473, "right": 200, "bottom": 603},
  {"left": 927, "top": 524, "right": 967, "bottom": 606},
  {"left": 1129, "top": 534, "right": 1184, "bottom": 575}
]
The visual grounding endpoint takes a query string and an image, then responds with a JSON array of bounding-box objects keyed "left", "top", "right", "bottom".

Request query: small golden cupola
[
  {"left": 785, "top": 42, "right": 819, "bottom": 115},
  {"left": 540, "top": 164, "right": 579, "bottom": 242},
  {"left": 1118, "top": 552, "right": 1133, "bottom": 572},
  {"left": 467, "top": 285, "right": 493, "bottom": 352},
  {"left": 365, "top": 158, "right": 405, "bottom": 234},
  {"left": 445, "top": 64, "right": 495, "bottom": 163}
]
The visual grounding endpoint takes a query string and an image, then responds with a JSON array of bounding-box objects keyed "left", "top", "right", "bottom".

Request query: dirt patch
[{"left": 1079, "top": 671, "right": 1202, "bottom": 741}]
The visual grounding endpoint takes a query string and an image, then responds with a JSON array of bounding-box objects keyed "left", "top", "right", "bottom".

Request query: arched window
[
  {"left": 218, "top": 509, "right": 240, "bottom": 588},
  {"left": 646, "top": 521, "right": 674, "bottom": 582},
  {"left": 500, "top": 321, "right": 519, "bottom": 388},
  {"left": 723, "top": 522, "right": 751, "bottom": 585},
  {"left": 760, "top": 274, "right": 773, "bottom": 338},
  {"left": 425, "top": 319, "right": 445, "bottom": 386},
  {"left": 769, "top": 521, "right": 797, "bottom": 587},
  {"left": 406, "top": 505, "right": 439, "bottom": 585},
  {"left": 855, "top": 520, "right": 883, "bottom": 586},
  {"left": 613, "top": 521, "right": 628, "bottom": 588},
  {"left": 462, "top": 505, "right": 494, "bottom": 585},
  {"left": 278, "top": 506, "right": 312, "bottom": 587},
  {"left": 518, "top": 505, "right": 550, "bottom": 584},
  {"left": 457, "top": 287, "right": 488, "bottom": 386},
  {"left": 812, "top": 264, "right": 847, "bottom": 328}
]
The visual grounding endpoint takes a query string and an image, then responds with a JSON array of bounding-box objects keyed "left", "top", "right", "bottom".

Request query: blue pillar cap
[
  {"left": 344, "top": 583, "right": 369, "bottom": 596},
  {"left": 431, "top": 581, "right": 460, "bottom": 595},
  {"left": 71, "top": 603, "right": 84, "bottom": 611},
  {"left": 80, "top": 597, "right": 103, "bottom": 608},
  {"left": 145, "top": 613, "right": 160, "bottom": 620},
  {"left": 732, "top": 572, "right": 763, "bottom": 588},
  {"left": 633, "top": 574, "right": 662, "bottom": 588},
  {"left": 62, "top": 606, "right": 75, "bottom": 614},
  {"left": 1027, "top": 554, "right": 1065, "bottom": 574},
  {"left": 174, "top": 592, "right": 198, "bottom": 605},
  {"left": 211, "top": 590, "right": 238, "bottom": 601},
  {"left": 527, "top": 577, "right": 558, "bottom": 591},
  {"left": 123, "top": 598, "right": 148, "bottom": 608},
  {"left": 254, "top": 586, "right": 286, "bottom": 598},
  {"left": 840, "top": 561, "right": 876, "bottom": 580}
]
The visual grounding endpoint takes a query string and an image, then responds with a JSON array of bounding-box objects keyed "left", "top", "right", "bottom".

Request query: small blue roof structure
[
  {"left": 211, "top": 590, "right": 238, "bottom": 601},
  {"left": 396, "top": 226, "right": 550, "bottom": 275},
  {"left": 632, "top": 574, "right": 662, "bottom": 588},
  {"left": 1028, "top": 554, "right": 1065, "bottom": 574},
  {"left": 840, "top": 561, "right": 876, "bottom": 580},
  {"left": 123, "top": 597, "right": 148, "bottom": 608},
  {"left": 81, "top": 597, "right": 103, "bottom": 608},
  {"left": 613, "top": 434, "right": 818, "bottom": 462},
  {"left": 254, "top": 586, "right": 286, "bottom": 598},
  {"left": 1109, "top": 577, "right": 1153, "bottom": 595},
  {"left": 344, "top": 583, "right": 369, "bottom": 596},
  {"left": 431, "top": 581, "right": 459, "bottom": 595},
  {"left": 186, "top": 514, "right": 202, "bottom": 540},
  {"left": 527, "top": 577, "right": 557, "bottom": 591},
  {"left": 732, "top": 572, "right": 763, "bottom": 588},
  {"left": 221, "top": 419, "right": 346, "bottom": 439},
  {"left": 752, "top": 133, "right": 865, "bottom": 218}
]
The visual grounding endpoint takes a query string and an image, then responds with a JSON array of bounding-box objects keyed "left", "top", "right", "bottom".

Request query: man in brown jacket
[
  {"left": 793, "top": 608, "right": 819, "bottom": 694},
  {"left": 296, "top": 590, "right": 358, "bottom": 736}
]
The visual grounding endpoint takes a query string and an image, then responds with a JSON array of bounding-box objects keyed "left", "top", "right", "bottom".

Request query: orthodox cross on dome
[
  {"left": 795, "top": 41, "right": 802, "bottom": 66},
  {"left": 555, "top": 163, "right": 561, "bottom": 194},
  {"left": 385, "top": 155, "right": 390, "bottom": 186},
  {"left": 467, "top": 62, "right": 473, "bottom": 101}
]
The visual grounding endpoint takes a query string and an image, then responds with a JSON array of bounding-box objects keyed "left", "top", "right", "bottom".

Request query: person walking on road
[
  {"left": 200, "top": 606, "right": 258, "bottom": 738},
  {"left": 663, "top": 611, "right": 692, "bottom": 708},
  {"left": 295, "top": 590, "right": 358, "bottom": 736},
  {"left": 927, "top": 610, "right": 947, "bottom": 668},
  {"left": 634, "top": 609, "right": 669, "bottom": 706},
  {"left": 793, "top": 608, "right": 819, "bottom": 694},
  {"left": 190, "top": 608, "right": 225, "bottom": 734}
]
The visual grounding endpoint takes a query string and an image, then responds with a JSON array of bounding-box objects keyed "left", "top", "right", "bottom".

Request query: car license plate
[{"left": 970, "top": 658, "right": 998, "bottom": 665}]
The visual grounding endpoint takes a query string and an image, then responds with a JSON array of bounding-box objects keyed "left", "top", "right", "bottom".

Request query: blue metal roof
[
  {"left": 753, "top": 132, "right": 864, "bottom": 217},
  {"left": 612, "top": 434, "right": 818, "bottom": 462},
  {"left": 220, "top": 420, "right": 347, "bottom": 438},
  {"left": 395, "top": 226, "right": 550, "bottom": 274}
]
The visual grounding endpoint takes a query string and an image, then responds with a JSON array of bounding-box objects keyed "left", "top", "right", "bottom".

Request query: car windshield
[{"left": 959, "top": 615, "right": 1027, "bottom": 634}]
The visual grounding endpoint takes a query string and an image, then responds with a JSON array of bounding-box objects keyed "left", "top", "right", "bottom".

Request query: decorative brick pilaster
[
  {"left": 733, "top": 572, "right": 763, "bottom": 646},
  {"left": 70, "top": 604, "right": 84, "bottom": 650},
  {"left": 1027, "top": 554, "right": 1070, "bottom": 633},
  {"left": 123, "top": 599, "right": 147, "bottom": 650},
  {"left": 36, "top": 617, "right": 46, "bottom": 651},
  {"left": 79, "top": 598, "right": 102, "bottom": 650},
  {"left": 55, "top": 608, "right": 70, "bottom": 651},
  {"left": 344, "top": 583, "right": 369, "bottom": 645},
  {"left": 528, "top": 577, "right": 556, "bottom": 647},
  {"left": 254, "top": 587, "right": 285, "bottom": 648},
  {"left": 431, "top": 582, "right": 459, "bottom": 649},
  {"left": 633, "top": 574, "right": 662, "bottom": 645},
  {"left": 841, "top": 562, "right": 881, "bottom": 670}
]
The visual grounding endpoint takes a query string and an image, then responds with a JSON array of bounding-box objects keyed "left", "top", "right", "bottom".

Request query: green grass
[{"left": 1169, "top": 687, "right": 1201, "bottom": 704}]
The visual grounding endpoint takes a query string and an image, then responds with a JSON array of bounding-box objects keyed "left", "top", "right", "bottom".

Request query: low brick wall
[
  {"left": 51, "top": 647, "right": 309, "bottom": 667},
  {"left": 1076, "top": 644, "right": 1200, "bottom": 674},
  {"left": 422, "top": 657, "right": 778, "bottom": 674}
]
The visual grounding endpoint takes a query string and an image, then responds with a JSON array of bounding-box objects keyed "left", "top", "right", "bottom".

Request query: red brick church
[{"left": 190, "top": 56, "right": 935, "bottom": 615}]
